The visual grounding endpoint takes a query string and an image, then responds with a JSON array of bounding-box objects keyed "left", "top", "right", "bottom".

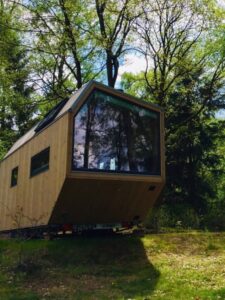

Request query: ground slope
[{"left": 0, "top": 231, "right": 224, "bottom": 299}]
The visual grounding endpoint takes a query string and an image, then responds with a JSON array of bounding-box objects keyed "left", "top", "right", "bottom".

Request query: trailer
[{"left": 0, "top": 81, "right": 165, "bottom": 235}]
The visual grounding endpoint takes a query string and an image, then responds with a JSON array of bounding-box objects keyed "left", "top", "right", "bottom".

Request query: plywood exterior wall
[
  {"left": 0, "top": 114, "right": 69, "bottom": 231},
  {"left": 50, "top": 178, "right": 164, "bottom": 225}
]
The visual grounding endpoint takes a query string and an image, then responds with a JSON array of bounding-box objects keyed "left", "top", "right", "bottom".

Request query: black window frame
[
  {"left": 35, "top": 97, "right": 68, "bottom": 133},
  {"left": 11, "top": 166, "right": 19, "bottom": 187},
  {"left": 71, "top": 89, "right": 161, "bottom": 176},
  {"left": 30, "top": 147, "right": 50, "bottom": 177}
]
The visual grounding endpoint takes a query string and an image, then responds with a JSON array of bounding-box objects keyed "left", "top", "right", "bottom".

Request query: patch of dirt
[{"left": 25, "top": 273, "right": 109, "bottom": 297}]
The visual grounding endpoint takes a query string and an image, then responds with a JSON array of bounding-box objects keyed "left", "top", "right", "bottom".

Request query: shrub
[{"left": 145, "top": 203, "right": 200, "bottom": 231}]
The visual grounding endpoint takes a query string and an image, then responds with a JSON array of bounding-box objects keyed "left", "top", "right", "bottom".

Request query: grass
[{"left": 0, "top": 231, "right": 224, "bottom": 299}]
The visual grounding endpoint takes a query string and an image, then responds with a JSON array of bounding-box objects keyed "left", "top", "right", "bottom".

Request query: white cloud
[
  {"left": 117, "top": 53, "right": 146, "bottom": 85},
  {"left": 215, "top": 109, "right": 225, "bottom": 119},
  {"left": 218, "top": 0, "right": 225, "bottom": 8}
]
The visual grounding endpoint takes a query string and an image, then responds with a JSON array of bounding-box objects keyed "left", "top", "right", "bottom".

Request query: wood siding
[
  {"left": 0, "top": 114, "right": 69, "bottom": 231},
  {"left": 50, "top": 178, "right": 164, "bottom": 225}
]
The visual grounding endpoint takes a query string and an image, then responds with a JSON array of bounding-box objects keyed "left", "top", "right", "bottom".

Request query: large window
[
  {"left": 11, "top": 166, "right": 18, "bottom": 187},
  {"left": 72, "top": 90, "right": 160, "bottom": 175},
  {"left": 30, "top": 147, "right": 50, "bottom": 177}
]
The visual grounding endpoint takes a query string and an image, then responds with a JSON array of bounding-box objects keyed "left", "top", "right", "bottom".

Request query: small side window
[
  {"left": 30, "top": 147, "right": 50, "bottom": 177},
  {"left": 11, "top": 166, "right": 18, "bottom": 187}
]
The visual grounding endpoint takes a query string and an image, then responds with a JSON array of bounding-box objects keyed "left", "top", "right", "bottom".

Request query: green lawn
[{"left": 0, "top": 231, "right": 224, "bottom": 299}]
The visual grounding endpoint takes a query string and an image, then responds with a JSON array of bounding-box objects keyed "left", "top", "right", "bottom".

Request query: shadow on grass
[
  {"left": 42, "top": 234, "right": 160, "bottom": 299},
  {"left": 0, "top": 234, "right": 160, "bottom": 299}
]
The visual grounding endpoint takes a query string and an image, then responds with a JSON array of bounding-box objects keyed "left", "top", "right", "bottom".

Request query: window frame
[
  {"left": 30, "top": 147, "right": 50, "bottom": 178},
  {"left": 11, "top": 166, "right": 19, "bottom": 187},
  {"left": 71, "top": 89, "right": 161, "bottom": 176}
]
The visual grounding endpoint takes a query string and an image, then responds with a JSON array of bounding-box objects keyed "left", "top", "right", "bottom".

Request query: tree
[
  {"left": 93, "top": 0, "right": 140, "bottom": 87},
  {"left": 164, "top": 69, "right": 223, "bottom": 213},
  {"left": 0, "top": 1, "right": 36, "bottom": 159},
  {"left": 9, "top": 0, "right": 103, "bottom": 108},
  {"left": 134, "top": 0, "right": 225, "bottom": 109},
  {"left": 10, "top": 0, "right": 141, "bottom": 100}
]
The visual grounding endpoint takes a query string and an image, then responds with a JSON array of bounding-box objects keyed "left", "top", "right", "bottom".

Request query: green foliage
[
  {"left": 0, "top": 2, "right": 37, "bottom": 158},
  {"left": 145, "top": 204, "right": 201, "bottom": 231},
  {"left": 202, "top": 124, "right": 225, "bottom": 230}
]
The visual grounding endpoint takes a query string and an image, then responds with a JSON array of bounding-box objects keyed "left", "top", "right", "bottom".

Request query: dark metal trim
[{"left": 30, "top": 147, "right": 50, "bottom": 178}]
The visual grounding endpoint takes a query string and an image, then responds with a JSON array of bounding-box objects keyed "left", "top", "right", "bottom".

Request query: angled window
[
  {"left": 72, "top": 89, "right": 161, "bottom": 175},
  {"left": 35, "top": 98, "right": 68, "bottom": 133},
  {"left": 30, "top": 147, "right": 50, "bottom": 177},
  {"left": 11, "top": 166, "right": 18, "bottom": 187}
]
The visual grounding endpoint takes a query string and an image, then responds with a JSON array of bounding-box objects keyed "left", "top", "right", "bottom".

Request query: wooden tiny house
[{"left": 0, "top": 81, "right": 165, "bottom": 233}]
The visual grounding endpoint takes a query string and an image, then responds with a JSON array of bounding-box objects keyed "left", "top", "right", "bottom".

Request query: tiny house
[{"left": 0, "top": 81, "right": 165, "bottom": 234}]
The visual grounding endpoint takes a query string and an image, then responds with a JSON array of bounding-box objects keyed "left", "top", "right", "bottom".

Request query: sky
[
  {"left": 117, "top": 53, "right": 146, "bottom": 83},
  {"left": 216, "top": 110, "right": 225, "bottom": 119},
  {"left": 218, "top": 0, "right": 225, "bottom": 7}
]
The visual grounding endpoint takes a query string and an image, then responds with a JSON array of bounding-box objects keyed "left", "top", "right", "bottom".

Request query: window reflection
[{"left": 72, "top": 90, "right": 160, "bottom": 175}]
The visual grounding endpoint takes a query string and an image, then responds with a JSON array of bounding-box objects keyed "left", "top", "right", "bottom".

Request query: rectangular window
[
  {"left": 72, "top": 89, "right": 161, "bottom": 175},
  {"left": 11, "top": 166, "right": 18, "bottom": 187},
  {"left": 30, "top": 147, "right": 50, "bottom": 177}
]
